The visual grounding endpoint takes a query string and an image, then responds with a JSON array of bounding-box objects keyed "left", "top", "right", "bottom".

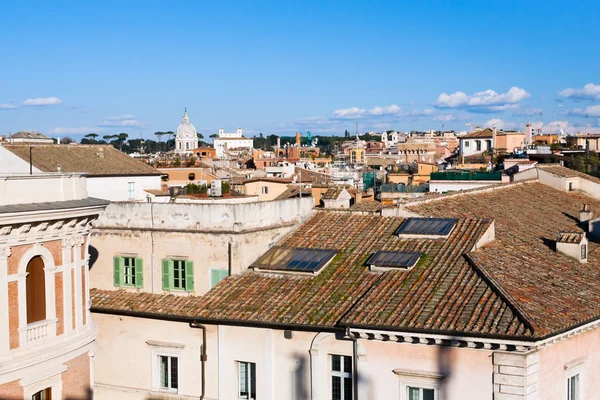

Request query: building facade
[
  {"left": 213, "top": 128, "right": 253, "bottom": 158},
  {"left": 0, "top": 173, "right": 108, "bottom": 400}
]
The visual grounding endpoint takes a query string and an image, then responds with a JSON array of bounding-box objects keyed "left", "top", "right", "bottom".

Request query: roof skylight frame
[
  {"left": 395, "top": 217, "right": 458, "bottom": 239},
  {"left": 250, "top": 246, "right": 338, "bottom": 276},
  {"left": 367, "top": 250, "right": 422, "bottom": 272}
]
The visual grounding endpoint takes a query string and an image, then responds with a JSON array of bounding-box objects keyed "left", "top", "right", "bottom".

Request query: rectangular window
[
  {"left": 172, "top": 260, "right": 186, "bottom": 290},
  {"left": 162, "top": 259, "right": 194, "bottom": 292},
  {"left": 238, "top": 361, "right": 256, "bottom": 400},
  {"left": 464, "top": 141, "right": 470, "bottom": 147},
  {"left": 407, "top": 386, "right": 435, "bottom": 400},
  {"left": 123, "top": 257, "right": 136, "bottom": 286},
  {"left": 261, "top": 186, "right": 269, "bottom": 194},
  {"left": 159, "top": 355, "right": 179, "bottom": 391},
  {"left": 581, "top": 244, "right": 587, "bottom": 259},
  {"left": 331, "top": 354, "right": 352, "bottom": 400},
  {"left": 128, "top": 182, "right": 135, "bottom": 200},
  {"left": 567, "top": 374, "right": 579, "bottom": 400}
]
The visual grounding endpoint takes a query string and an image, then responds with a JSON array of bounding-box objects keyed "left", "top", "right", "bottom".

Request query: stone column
[
  {"left": 493, "top": 350, "right": 540, "bottom": 399},
  {"left": 62, "top": 239, "right": 74, "bottom": 334}
]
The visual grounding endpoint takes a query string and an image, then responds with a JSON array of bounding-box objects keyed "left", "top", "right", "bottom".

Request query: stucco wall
[
  {"left": 62, "top": 352, "right": 91, "bottom": 399},
  {"left": 93, "top": 313, "right": 217, "bottom": 400},
  {"left": 87, "top": 175, "right": 161, "bottom": 201},
  {"left": 539, "top": 327, "right": 600, "bottom": 400},
  {"left": 0, "top": 146, "right": 42, "bottom": 174},
  {"left": 430, "top": 180, "right": 501, "bottom": 193},
  {"left": 244, "top": 181, "right": 289, "bottom": 201},
  {"left": 0, "top": 173, "right": 87, "bottom": 205}
]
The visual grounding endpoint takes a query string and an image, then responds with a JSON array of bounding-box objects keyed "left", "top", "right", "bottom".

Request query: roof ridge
[{"left": 463, "top": 253, "right": 536, "bottom": 335}]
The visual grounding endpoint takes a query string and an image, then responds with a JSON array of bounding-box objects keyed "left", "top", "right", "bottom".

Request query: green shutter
[
  {"left": 113, "top": 256, "right": 123, "bottom": 287},
  {"left": 162, "top": 259, "right": 171, "bottom": 291},
  {"left": 134, "top": 258, "right": 144, "bottom": 288},
  {"left": 184, "top": 260, "right": 194, "bottom": 292},
  {"left": 210, "top": 269, "right": 229, "bottom": 289}
]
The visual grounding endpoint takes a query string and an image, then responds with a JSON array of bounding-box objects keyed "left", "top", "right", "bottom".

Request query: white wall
[
  {"left": 0, "top": 146, "right": 41, "bottom": 174},
  {"left": 87, "top": 175, "right": 161, "bottom": 201},
  {"left": 0, "top": 173, "right": 88, "bottom": 205},
  {"left": 429, "top": 180, "right": 503, "bottom": 193}
]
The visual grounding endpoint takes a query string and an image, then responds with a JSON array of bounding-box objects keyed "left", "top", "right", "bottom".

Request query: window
[
  {"left": 569, "top": 182, "right": 574, "bottom": 191},
  {"left": 261, "top": 186, "right": 269, "bottom": 194},
  {"left": 113, "top": 256, "right": 143, "bottom": 288},
  {"left": 26, "top": 256, "right": 46, "bottom": 324},
  {"left": 188, "top": 172, "right": 196, "bottom": 181},
  {"left": 185, "top": 142, "right": 190, "bottom": 150},
  {"left": 331, "top": 354, "right": 352, "bottom": 400},
  {"left": 567, "top": 374, "right": 580, "bottom": 400},
  {"left": 238, "top": 361, "right": 256, "bottom": 400},
  {"left": 475, "top": 140, "right": 481, "bottom": 151},
  {"left": 128, "top": 182, "right": 135, "bottom": 200},
  {"left": 581, "top": 244, "right": 587, "bottom": 260},
  {"left": 32, "top": 388, "right": 52, "bottom": 400},
  {"left": 464, "top": 141, "right": 470, "bottom": 148},
  {"left": 159, "top": 355, "right": 179, "bottom": 391},
  {"left": 210, "top": 269, "right": 229, "bottom": 288},
  {"left": 162, "top": 259, "right": 194, "bottom": 291},
  {"left": 407, "top": 387, "right": 434, "bottom": 400}
]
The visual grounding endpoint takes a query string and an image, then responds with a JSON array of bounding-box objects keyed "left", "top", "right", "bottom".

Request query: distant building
[
  {"left": 458, "top": 128, "right": 494, "bottom": 157},
  {"left": 0, "top": 172, "right": 108, "bottom": 399},
  {"left": 0, "top": 144, "right": 162, "bottom": 201},
  {"left": 213, "top": 128, "right": 253, "bottom": 158},
  {"left": 175, "top": 109, "right": 198, "bottom": 154},
  {"left": 7, "top": 131, "right": 54, "bottom": 144}
]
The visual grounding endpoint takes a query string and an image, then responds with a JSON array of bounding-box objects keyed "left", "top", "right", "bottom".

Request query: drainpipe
[
  {"left": 345, "top": 327, "right": 359, "bottom": 400},
  {"left": 189, "top": 321, "right": 207, "bottom": 400},
  {"left": 227, "top": 241, "right": 232, "bottom": 276},
  {"left": 150, "top": 202, "right": 155, "bottom": 293}
]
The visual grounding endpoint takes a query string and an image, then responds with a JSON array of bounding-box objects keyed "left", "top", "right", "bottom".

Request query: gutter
[{"left": 189, "top": 321, "right": 207, "bottom": 400}]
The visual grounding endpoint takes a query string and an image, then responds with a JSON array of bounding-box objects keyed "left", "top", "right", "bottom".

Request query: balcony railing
[{"left": 24, "top": 319, "right": 55, "bottom": 346}]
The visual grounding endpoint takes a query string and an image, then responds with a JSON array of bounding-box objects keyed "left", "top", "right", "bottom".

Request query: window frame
[
  {"left": 123, "top": 256, "right": 137, "bottom": 286},
  {"left": 581, "top": 243, "right": 587, "bottom": 260},
  {"left": 394, "top": 369, "right": 441, "bottom": 400},
  {"left": 238, "top": 361, "right": 256, "bottom": 400},
  {"left": 565, "top": 357, "right": 585, "bottom": 400},
  {"left": 172, "top": 259, "right": 187, "bottom": 290},
  {"left": 162, "top": 258, "right": 194, "bottom": 292},
  {"left": 330, "top": 354, "right": 353, "bottom": 400},
  {"left": 152, "top": 348, "right": 181, "bottom": 394}
]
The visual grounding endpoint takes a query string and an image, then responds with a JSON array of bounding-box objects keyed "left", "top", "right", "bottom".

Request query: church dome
[{"left": 176, "top": 110, "right": 197, "bottom": 139}]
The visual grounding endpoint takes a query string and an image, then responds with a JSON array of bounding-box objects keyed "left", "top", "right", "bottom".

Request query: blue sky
[{"left": 1, "top": 0, "right": 600, "bottom": 139}]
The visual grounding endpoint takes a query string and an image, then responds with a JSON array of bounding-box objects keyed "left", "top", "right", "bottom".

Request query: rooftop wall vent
[
  {"left": 580, "top": 204, "right": 593, "bottom": 224},
  {"left": 556, "top": 231, "right": 588, "bottom": 263}
]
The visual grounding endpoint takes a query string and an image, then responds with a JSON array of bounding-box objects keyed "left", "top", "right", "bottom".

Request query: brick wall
[
  {"left": 71, "top": 269, "right": 76, "bottom": 330},
  {"left": 55, "top": 271, "right": 64, "bottom": 335},
  {"left": 81, "top": 265, "right": 86, "bottom": 325},
  {"left": 62, "top": 352, "right": 91, "bottom": 400},
  {"left": 0, "top": 379, "right": 24, "bottom": 400},
  {"left": 8, "top": 281, "right": 19, "bottom": 349}
]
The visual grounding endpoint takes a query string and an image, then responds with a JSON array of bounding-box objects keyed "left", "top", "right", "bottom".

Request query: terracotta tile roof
[
  {"left": 3, "top": 144, "right": 160, "bottom": 176},
  {"left": 460, "top": 128, "right": 494, "bottom": 139},
  {"left": 90, "top": 211, "right": 531, "bottom": 338},
  {"left": 273, "top": 185, "right": 311, "bottom": 200},
  {"left": 295, "top": 167, "right": 332, "bottom": 184},
  {"left": 407, "top": 181, "right": 600, "bottom": 337},
  {"left": 537, "top": 164, "right": 600, "bottom": 184},
  {"left": 321, "top": 186, "right": 348, "bottom": 200}
]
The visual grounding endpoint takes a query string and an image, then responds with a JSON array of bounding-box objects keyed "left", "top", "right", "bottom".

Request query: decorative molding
[
  {"left": 145, "top": 340, "right": 185, "bottom": 349},
  {"left": 0, "top": 246, "right": 11, "bottom": 259}
]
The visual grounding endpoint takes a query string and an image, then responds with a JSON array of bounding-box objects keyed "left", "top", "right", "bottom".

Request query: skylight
[
  {"left": 367, "top": 250, "right": 422, "bottom": 272},
  {"left": 395, "top": 217, "right": 457, "bottom": 238},
  {"left": 250, "top": 246, "right": 337, "bottom": 275}
]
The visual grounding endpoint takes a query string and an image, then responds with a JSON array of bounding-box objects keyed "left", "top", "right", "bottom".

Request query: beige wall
[
  {"left": 243, "top": 181, "right": 289, "bottom": 201},
  {"left": 496, "top": 133, "right": 525, "bottom": 153}
]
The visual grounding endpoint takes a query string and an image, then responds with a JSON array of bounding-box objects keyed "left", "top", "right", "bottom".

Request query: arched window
[
  {"left": 188, "top": 173, "right": 196, "bottom": 181},
  {"left": 186, "top": 142, "right": 190, "bottom": 150},
  {"left": 178, "top": 142, "right": 182, "bottom": 150},
  {"left": 26, "top": 256, "right": 46, "bottom": 324}
]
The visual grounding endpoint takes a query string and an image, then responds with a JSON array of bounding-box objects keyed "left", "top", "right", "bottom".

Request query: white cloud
[
  {"left": 436, "top": 87, "right": 530, "bottom": 112},
  {"left": 368, "top": 104, "right": 402, "bottom": 116},
  {"left": 433, "top": 114, "right": 456, "bottom": 122},
  {"left": 332, "top": 107, "right": 367, "bottom": 119},
  {"left": 48, "top": 127, "right": 102, "bottom": 135},
  {"left": 558, "top": 83, "right": 600, "bottom": 101},
  {"left": 22, "top": 97, "right": 63, "bottom": 106},
  {"left": 0, "top": 104, "right": 18, "bottom": 110},
  {"left": 484, "top": 118, "right": 519, "bottom": 130},
  {"left": 98, "top": 114, "right": 142, "bottom": 128},
  {"left": 512, "top": 107, "right": 543, "bottom": 117},
  {"left": 568, "top": 104, "right": 600, "bottom": 118}
]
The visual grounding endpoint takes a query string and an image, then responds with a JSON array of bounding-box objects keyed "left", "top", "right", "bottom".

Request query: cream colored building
[
  {"left": 90, "top": 163, "right": 600, "bottom": 400},
  {"left": 0, "top": 173, "right": 108, "bottom": 399}
]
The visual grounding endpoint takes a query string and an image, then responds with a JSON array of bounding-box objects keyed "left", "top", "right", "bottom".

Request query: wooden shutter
[
  {"left": 184, "top": 260, "right": 194, "bottom": 292},
  {"left": 113, "top": 256, "right": 123, "bottom": 287},
  {"left": 134, "top": 258, "right": 144, "bottom": 288},
  {"left": 210, "top": 269, "right": 229, "bottom": 289},
  {"left": 162, "top": 259, "right": 171, "bottom": 291}
]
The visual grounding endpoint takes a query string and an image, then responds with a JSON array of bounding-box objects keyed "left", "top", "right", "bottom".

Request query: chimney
[
  {"left": 277, "top": 136, "right": 281, "bottom": 149},
  {"left": 580, "top": 204, "right": 593, "bottom": 223},
  {"left": 97, "top": 147, "right": 105, "bottom": 159},
  {"left": 296, "top": 132, "right": 301, "bottom": 147},
  {"left": 57, "top": 137, "right": 61, "bottom": 145},
  {"left": 237, "top": 128, "right": 242, "bottom": 136},
  {"left": 556, "top": 231, "right": 588, "bottom": 263}
]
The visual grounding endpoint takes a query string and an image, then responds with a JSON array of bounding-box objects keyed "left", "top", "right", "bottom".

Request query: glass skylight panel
[
  {"left": 251, "top": 246, "right": 337, "bottom": 275},
  {"left": 395, "top": 217, "right": 457, "bottom": 238},
  {"left": 367, "top": 251, "right": 422, "bottom": 271}
]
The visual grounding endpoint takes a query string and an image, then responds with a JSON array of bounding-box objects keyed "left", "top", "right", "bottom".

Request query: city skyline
[{"left": 1, "top": 0, "right": 599, "bottom": 139}]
